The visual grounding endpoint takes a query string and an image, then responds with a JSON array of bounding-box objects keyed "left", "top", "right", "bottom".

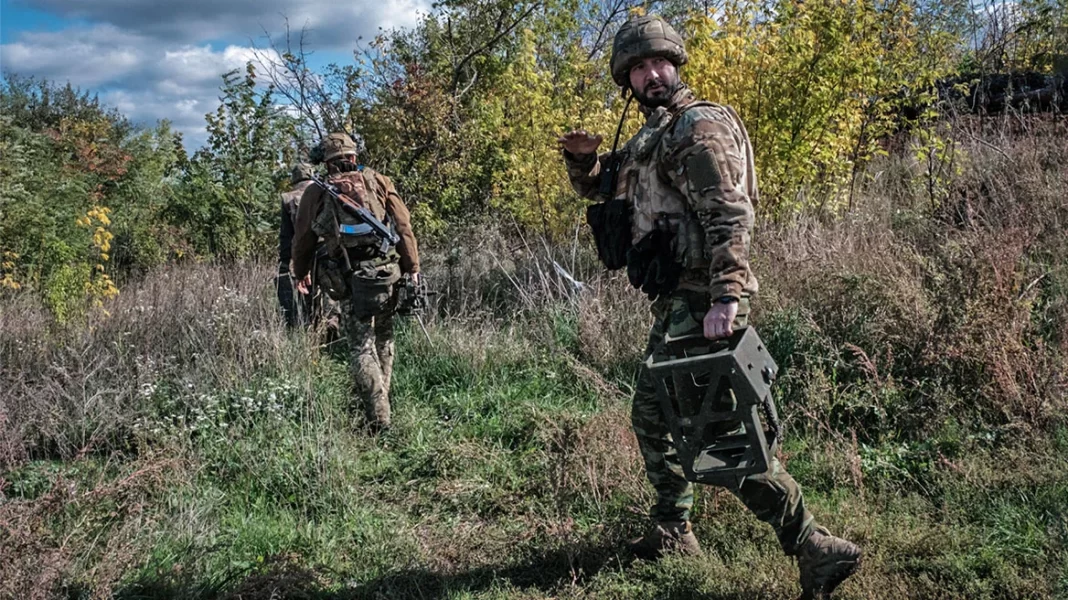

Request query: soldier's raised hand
[{"left": 558, "top": 130, "right": 603, "bottom": 156}]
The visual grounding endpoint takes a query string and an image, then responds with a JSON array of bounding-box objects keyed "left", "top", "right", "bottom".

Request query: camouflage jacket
[
  {"left": 291, "top": 168, "right": 420, "bottom": 280},
  {"left": 564, "top": 86, "right": 758, "bottom": 301},
  {"left": 279, "top": 180, "right": 313, "bottom": 269}
]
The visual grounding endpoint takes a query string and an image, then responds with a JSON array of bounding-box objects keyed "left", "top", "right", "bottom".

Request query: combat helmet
[
  {"left": 290, "top": 162, "right": 315, "bottom": 185},
  {"left": 610, "top": 15, "right": 688, "bottom": 88},
  {"left": 320, "top": 132, "right": 360, "bottom": 163}
]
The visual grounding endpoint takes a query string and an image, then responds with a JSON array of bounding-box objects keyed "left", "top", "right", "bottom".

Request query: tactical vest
[
  {"left": 311, "top": 167, "right": 395, "bottom": 260},
  {"left": 614, "top": 101, "right": 721, "bottom": 275},
  {"left": 613, "top": 100, "right": 757, "bottom": 295}
]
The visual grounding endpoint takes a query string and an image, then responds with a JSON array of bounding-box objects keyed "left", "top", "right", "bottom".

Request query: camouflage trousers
[
  {"left": 276, "top": 266, "right": 312, "bottom": 329},
  {"left": 278, "top": 263, "right": 341, "bottom": 334},
  {"left": 340, "top": 291, "right": 397, "bottom": 428},
  {"left": 632, "top": 290, "right": 815, "bottom": 555}
]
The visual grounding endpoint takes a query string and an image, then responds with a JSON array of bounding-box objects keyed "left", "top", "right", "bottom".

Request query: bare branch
[
  {"left": 450, "top": 1, "right": 541, "bottom": 95},
  {"left": 254, "top": 17, "right": 359, "bottom": 144},
  {"left": 585, "top": 0, "right": 629, "bottom": 62}
]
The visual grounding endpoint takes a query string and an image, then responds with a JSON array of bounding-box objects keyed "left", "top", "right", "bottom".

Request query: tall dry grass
[
  {"left": 754, "top": 114, "right": 1067, "bottom": 440},
  {"left": 0, "top": 113, "right": 1065, "bottom": 600},
  {"left": 0, "top": 262, "right": 315, "bottom": 468}
]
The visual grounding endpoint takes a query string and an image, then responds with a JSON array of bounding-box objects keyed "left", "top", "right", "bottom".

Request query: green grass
[{"left": 4, "top": 313, "right": 1066, "bottom": 600}]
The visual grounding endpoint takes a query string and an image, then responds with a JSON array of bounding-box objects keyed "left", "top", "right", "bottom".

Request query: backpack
[
  {"left": 311, "top": 167, "right": 401, "bottom": 307},
  {"left": 311, "top": 166, "right": 397, "bottom": 259}
]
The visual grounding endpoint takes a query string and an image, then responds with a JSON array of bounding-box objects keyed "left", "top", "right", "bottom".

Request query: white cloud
[
  {"left": 1, "top": 25, "right": 284, "bottom": 148},
  {"left": 0, "top": 25, "right": 145, "bottom": 87},
  {"left": 13, "top": 0, "right": 429, "bottom": 49},
  {"left": 101, "top": 88, "right": 211, "bottom": 147},
  {"left": 2, "top": 0, "right": 430, "bottom": 148}
]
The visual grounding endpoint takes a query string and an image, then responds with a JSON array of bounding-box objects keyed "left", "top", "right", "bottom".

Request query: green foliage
[
  {"left": 966, "top": 0, "right": 1068, "bottom": 73},
  {"left": 485, "top": 24, "right": 626, "bottom": 239},
  {"left": 0, "top": 76, "right": 159, "bottom": 319},
  {"left": 6, "top": 0, "right": 1068, "bottom": 311},
  {"left": 169, "top": 65, "right": 296, "bottom": 259},
  {"left": 4, "top": 277, "right": 1067, "bottom": 598},
  {"left": 683, "top": 0, "right": 960, "bottom": 213},
  {"left": 107, "top": 122, "right": 190, "bottom": 272},
  {"left": 0, "top": 66, "right": 299, "bottom": 317}
]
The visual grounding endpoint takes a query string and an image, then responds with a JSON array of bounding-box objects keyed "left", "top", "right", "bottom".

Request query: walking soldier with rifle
[
  {"left": 559, "top": 15, "right": 861, "bottom": 599},
  {"left": 277, "top": 163, "right": 316, "bottom": 328},
  {"left": 277, "top": 163, "right": 341, "bottom": 333},
  {"left": 291, "top": 132, "right": 422, "bottom": 432}
]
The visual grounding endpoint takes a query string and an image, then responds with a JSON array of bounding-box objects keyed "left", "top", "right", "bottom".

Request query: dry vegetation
[{"left": 1, "top": 117, "right": 1066, "bottom": 599}]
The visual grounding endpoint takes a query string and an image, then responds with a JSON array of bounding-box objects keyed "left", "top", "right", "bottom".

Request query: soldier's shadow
[
  {"left": 348, "top": 540, "right": 624, "bottom": 599},
  {"left": 109, "top": 540, "right": 625, "bottom": 600},
  {"left": 109, "top": 539, "right": 784, "bottom": 600},
  {"left": 346, "top": 543, "right": 782, "bottom": 600}
]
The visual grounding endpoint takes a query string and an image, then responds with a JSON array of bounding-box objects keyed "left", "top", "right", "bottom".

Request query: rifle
[
  {"left": 396, "top": 273, "right": 436, "bottom": 345},
  {"left": 308, "top": 173, "right": 400, "bottom": 256}
]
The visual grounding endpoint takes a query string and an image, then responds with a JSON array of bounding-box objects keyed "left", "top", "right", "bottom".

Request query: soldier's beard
[{"left": 633, "top": 77, "right": 680, "bottom": 109}]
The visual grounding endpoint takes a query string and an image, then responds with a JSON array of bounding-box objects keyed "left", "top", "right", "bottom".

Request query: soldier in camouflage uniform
[
  {"left": 291, "top": 134, "right": 421, "bottom": 431},
  {"left": 560, "top": 15, "right": 861, "bottom": 599},
  {"left": 277, "top": 164, "right": 316, "bottom": 328}
]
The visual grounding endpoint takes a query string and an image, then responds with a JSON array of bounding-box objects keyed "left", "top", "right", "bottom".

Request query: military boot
[
  {"left": 796, "top": 526, "right": 861, "bottom": 599},
  {"left": 628, "top": 521, "right": 701, "bottom": 560},
  {"left": 365, "top": 399, "right": 391, "bottom": 433}
]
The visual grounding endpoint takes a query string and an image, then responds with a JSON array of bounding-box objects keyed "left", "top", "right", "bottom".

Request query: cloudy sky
[{"left": 0, "top": 0, "right": 429, "bottom": 148}]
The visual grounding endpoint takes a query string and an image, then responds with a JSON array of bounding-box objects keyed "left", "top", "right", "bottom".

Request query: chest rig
[{"left": 615, "top": 100, "right": 716, "bottom": 299}]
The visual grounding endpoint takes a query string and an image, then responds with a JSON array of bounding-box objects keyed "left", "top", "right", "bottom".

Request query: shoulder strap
[
  {"left": 359, "top": 166, "right": 394, "bottom": 226},
  {"left": 666, "top": 100, "right": 718, "bottom": 135}
]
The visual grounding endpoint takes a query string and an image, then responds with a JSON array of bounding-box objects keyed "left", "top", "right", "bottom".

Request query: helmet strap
[
  {"left": 598, "top": 90, "right": 634, "bottom": 200},
  {"left": 610, "top": 89, "right": 634, "bottom": 156}
]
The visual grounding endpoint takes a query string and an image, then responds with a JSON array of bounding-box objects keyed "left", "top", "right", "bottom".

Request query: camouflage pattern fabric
[
  {"left": 564, "top": 84, "right": 815, "bottom": 553},
  {"left": 340, "top": 274, "right": 399, "bottom": 427},
  {"left": 610, "top": 15, "right": 688, "bottom": 87},
  {"left": 633, "top": 288, "right": 815, "bottom": 554},
  {"left": 564, "top": 86, "right": 758, "bottom": 301}
]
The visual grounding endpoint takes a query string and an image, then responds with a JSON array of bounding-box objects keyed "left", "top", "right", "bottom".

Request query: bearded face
[{"left": 628, "top": 57, "right": 681, "bottom": 108}]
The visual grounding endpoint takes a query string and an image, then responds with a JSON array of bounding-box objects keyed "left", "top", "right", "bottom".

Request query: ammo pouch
[
  {"left": 586, "top": 198, "right": 632, "bottom": 270},
  {"left": 315, "top": 250, "right": 351, "bottom": 302},
  {"left": 314, "top": 246, "right": 401, "bottom": 314},
  {"left": 348, "top": 260, "right": 401, "bottom": 318},
  {"left": 627, "top": 228, "right": 682, "bottom": 300}
]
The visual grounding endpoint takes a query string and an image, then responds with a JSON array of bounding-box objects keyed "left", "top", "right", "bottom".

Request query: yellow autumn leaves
[
  {"left": 76, "top": 205, "right": 119, "bottom": 305},
  {"left": 1, "top": 251, "right": 20, "bottom": 291},
  {"left": 486, "top": 0, "right": 960, "bottom": 234}
]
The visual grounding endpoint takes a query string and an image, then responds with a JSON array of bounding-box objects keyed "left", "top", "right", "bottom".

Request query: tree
[{"left": 169, "top": 64, "right": 296, "bottom": 259}]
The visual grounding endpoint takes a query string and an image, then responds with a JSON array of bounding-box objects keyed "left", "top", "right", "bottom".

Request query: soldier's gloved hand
[
  {"left": 558, "top": 130, "right": 603, "bottom": 156},
  {"left": 703, "top": 300, "right": 738, "bottom": 340}
]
